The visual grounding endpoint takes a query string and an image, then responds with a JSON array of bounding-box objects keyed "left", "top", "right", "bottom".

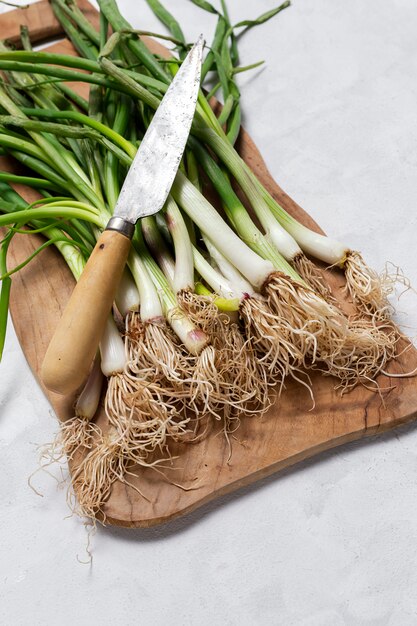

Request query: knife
[{"left": 41, "top": 36, "right": 204, "bottom": 395}]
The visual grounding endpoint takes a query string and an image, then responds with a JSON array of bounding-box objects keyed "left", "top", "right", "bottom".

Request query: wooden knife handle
[{"left": 41, "top": 229, "right": 131, "bottom": 395}]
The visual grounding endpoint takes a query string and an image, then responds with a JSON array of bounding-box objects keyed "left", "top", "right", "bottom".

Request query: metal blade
[{"left": 114, "top": 35, "right": 204, "bottom": 224}]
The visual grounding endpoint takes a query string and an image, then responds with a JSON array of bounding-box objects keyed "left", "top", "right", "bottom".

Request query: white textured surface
[{"left": 1, "top": 1, "right": 417, "bottom": 624}]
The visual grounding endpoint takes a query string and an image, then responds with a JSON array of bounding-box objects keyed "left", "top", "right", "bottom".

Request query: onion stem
[{"left": 165, "top": 196, "right": 194, "bottom": 293}]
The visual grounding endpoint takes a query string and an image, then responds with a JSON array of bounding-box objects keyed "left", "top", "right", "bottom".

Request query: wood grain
[
  {"left": 2, "top": 1, "right": 417, "bottom": 528},
  {"left": 2, "top": 0, "right": 99, "bottom": 46}
]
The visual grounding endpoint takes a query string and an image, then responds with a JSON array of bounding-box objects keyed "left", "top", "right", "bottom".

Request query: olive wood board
[{"left": 2, "top": 0, "right": 417, "bottom": 528}]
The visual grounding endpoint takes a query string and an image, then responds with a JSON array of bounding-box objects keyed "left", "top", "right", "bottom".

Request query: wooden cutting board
[{"left": 2, "top": 0, "right": 417, "bottom": 528}]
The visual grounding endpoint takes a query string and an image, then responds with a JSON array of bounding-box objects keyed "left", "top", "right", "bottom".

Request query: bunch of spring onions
[{"left": 0, "top": 0, "right": 403, "bottom": 520}]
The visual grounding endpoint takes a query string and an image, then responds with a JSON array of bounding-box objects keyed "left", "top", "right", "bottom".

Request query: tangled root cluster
[
  {"left": 70, "top": 368, "right": 192, "bottom": 520},
  {"left": 69, "top": 297, "right": 272, "bottom": 518},
  {"left": 67, "top": 313, "right": 192, "bottom": 520},
  {"left": 48, "top": 417, "right": 101, "bottom": 463},
  {"left": 69, "top": 425, "right": 128, "bottom": 520},
  {"left": 239, "top": 295, "right": 310, "bottom": 395},
  {"left": 178, "top": 291, "right": 270, "bottom": 430},
  {"left": 344, "top": 251, "right": 399, "bottom": 320},
  {"left": 264, "top": 272, "right": 398, "bottom": 391},
  {"left": 61, "top": 262, "right": 409, "bottom": 521},
  {"left": 292, "top": 252, "right": 335, "bottom": 303},
  {"left": 265, "top": 273, "right": 346, "bottom": 367},
  {"left": 320, "top": 317, "right": 398, "bottom": 391},
  {"left": 126, "top": 312, "right": 192, "bottom": 387}
]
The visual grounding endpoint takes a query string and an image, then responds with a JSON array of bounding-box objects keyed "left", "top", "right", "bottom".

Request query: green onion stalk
[
  {"left": 93, "top": 0, "right": 328, "bottom": 284},
  {"left": 0, "top": 1, "right": 402, "bottom": 516},
  {"left": 0, "top": 70, "right": 224, "bottom": 504},
  {"left": 0, "top": 63, "right": 223, "bottom": 519},
  {"left": 0, "top": 47, "right": 277, "bottom": 413},
  {"left": 72, "top": 253, "right": 217, "bottom": 518},
  {"left": 92, "top": 0, "right": 399, "bottom": 381},
  {"left": 0, "top": 9, "right": 399, "bottom": 389},
  {"left": 0, "top": 184, "right": 108, "bottom": 467},
  {"left": 0, "top": 50, "right": 395, "bottom": 392},
  {"left": 143, "top": 201, "right": 271, "bottom": 434},
  {"left": 127, "top": 195, "right": 241, "bottom": 433},
  {"left": 130, "top": 227, "right": 258, "bottom": 434},
  {"left": 0, "top": 95, "right": 278, "bottom": 514},
  {"left": 0, "top": 87, "right": 211, "bottom": 355},
  {"left": 172, "top": 0, "right": 396, "bottom": 319},
  {"left": 125, "top": 235, "right": 213, "bottom": 433},
  {"left": 195, "top": 121, "right": 396, "bottom": 320},
  {"left": 0, "top": 183, "right": 208, "bottom": 518},
  {"left": 170, "top": 167, "right": 397, "bottom": 390},
  {"left": 0, "top": 5, "right": 260, "bottom": 515}
]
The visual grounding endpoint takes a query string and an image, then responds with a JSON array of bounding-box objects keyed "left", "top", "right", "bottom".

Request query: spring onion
[{"left": 0, "top": 0, "right": 406, "bottom": 520}]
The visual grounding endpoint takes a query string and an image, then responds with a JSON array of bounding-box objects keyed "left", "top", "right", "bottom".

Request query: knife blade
[
  {"left": 114, "top": 36, "right": 204, "bottom": 227},
  {"left": 41, "top": 36, "right": 204, "bottom": 395}
]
